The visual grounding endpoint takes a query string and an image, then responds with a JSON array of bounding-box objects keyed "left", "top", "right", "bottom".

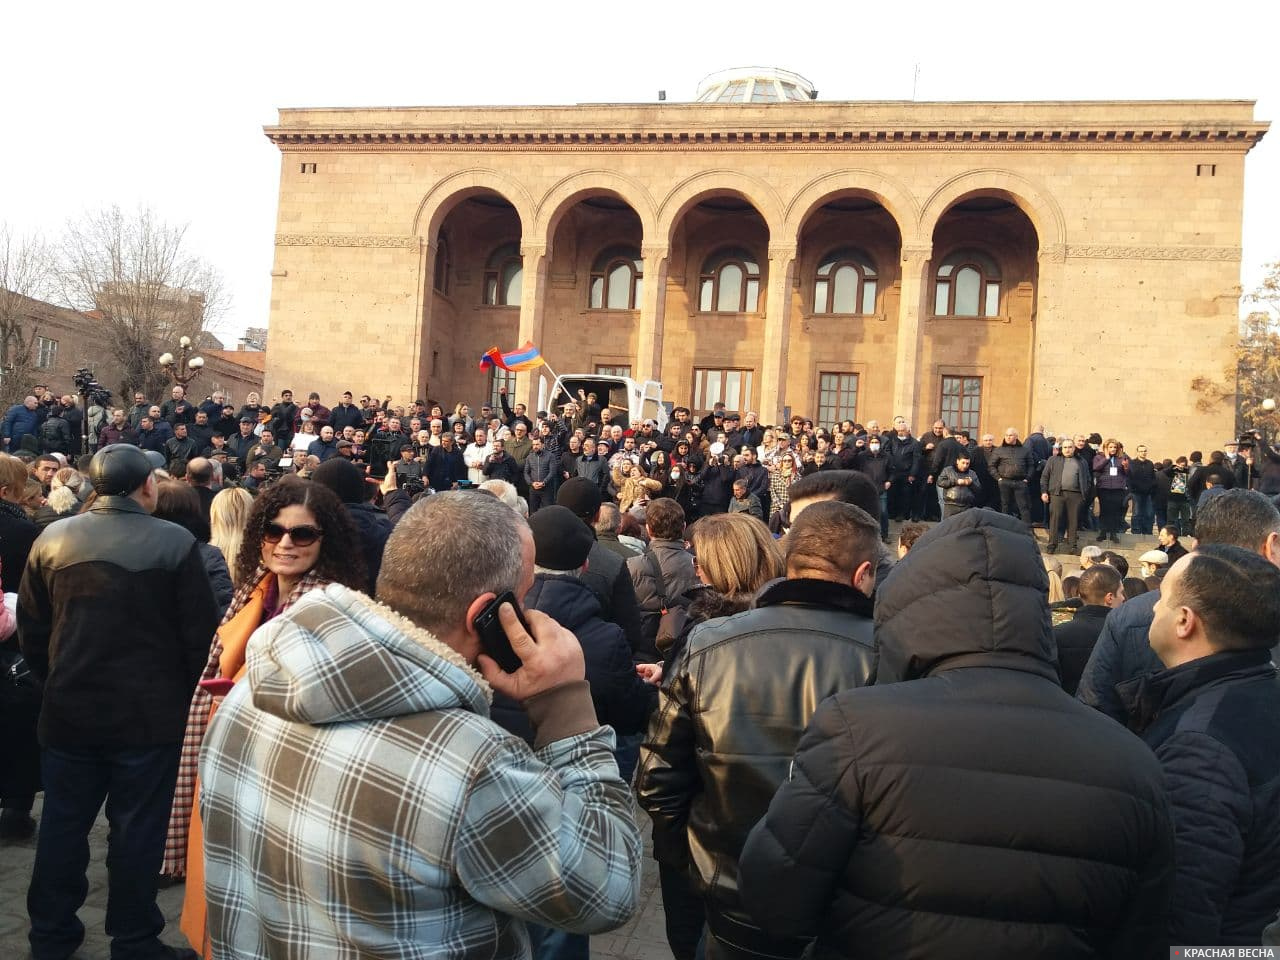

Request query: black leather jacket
[
  {"left": 636, "top": 577, "right": 877, "bottom": 957},
  {"left": 17, "top": 497, "right": 219, "bottom": 749}
]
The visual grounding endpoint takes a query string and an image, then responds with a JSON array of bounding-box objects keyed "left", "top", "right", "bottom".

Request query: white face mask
[{"left": 869, "top": 443, "right": 881, "bottom": 452}]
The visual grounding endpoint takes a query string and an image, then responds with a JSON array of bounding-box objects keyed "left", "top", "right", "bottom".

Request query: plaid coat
[{"left": 199, "top": 584, "right": 642, "bottom": 959}]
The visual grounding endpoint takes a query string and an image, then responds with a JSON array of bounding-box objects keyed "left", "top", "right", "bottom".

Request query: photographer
[{"left": 699, "top": 449, "right": 736, "bottom": 517}]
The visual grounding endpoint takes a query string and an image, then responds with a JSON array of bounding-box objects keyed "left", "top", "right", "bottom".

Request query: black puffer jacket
[
  {"left": 636, "top": 577, "right": 877, "bottom": 958},
  {"left": 738, "top": 509, "right": 1175, "bottom": 960},
  {"left": 1119, "top": 648, "right": 1280, "bottom": 945}
]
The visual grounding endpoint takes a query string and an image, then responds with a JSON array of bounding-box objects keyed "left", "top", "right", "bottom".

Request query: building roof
[
  {"left": 265, "top": 99, "right": 1267, "bottom": 152},
  {"left": 207, "top": 349, "right": 266, "bottom": 373}
]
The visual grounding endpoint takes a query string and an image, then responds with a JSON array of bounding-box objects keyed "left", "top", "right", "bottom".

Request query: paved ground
[
  {"left": 0, "top": 515, "right": 1156, "bottom": 958},
  {"left": 0, "top": 796, "right": 670, "bottom": 959}
]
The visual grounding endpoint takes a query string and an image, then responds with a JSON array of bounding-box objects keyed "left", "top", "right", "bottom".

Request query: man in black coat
[
  {"left": 988, "top": 426, "right": 1034, "bottom": 523},
  {"left": 738, "top": 509, "right": 1174, "bottom": 960},
  {"left": 1078, "top": 490, "right": 1280, "bottom": 722},
  {"left": 883, "top": 417, "right": 921, "bottom": 521},
  {"left": 1123, "top": 545, "right": 1280, "bottom": 945},
  {"left": 637, "top": 501, "right": 881, "bottom": 960},
  {"left": 18, "top": 444, "right": 218, "bottom": 959},
  {"left": 480, "top": 438, "right": 522, "bottom": 487},
  {"left": 313, "top": 458, "right": 394, "bottom": 587},
  {"left": 1054, "top": 562, "right": 1124, "bottom": 695},
  {"left": 328, "top": 391, "right": 365, "bottom": 434}
]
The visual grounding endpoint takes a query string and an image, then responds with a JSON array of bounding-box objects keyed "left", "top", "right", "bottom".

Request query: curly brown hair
[{"left": 234, "top": 476, "right": 366, "bottom": 592}]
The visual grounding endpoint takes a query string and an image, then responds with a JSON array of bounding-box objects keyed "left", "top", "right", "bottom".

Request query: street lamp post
[{"left": 158, "top": 335, "right": 206, "bottom": 389}]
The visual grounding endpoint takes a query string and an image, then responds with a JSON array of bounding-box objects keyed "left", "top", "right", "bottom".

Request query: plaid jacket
[{"left": 199, "top": 584, "right": 641, "bottom": 959}]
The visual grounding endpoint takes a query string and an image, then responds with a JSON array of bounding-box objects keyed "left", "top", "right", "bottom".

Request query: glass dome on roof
[{"left": 695, "top": 67, "right": 816, "bottom": 104}]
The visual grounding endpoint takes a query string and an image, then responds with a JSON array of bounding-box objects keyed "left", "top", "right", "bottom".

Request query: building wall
[
  {"left": 5, "top": 295, "right": 264, "bottom": 411},
  {"left": 262, "top": 99, "right": 1265, "bottom": 455}
]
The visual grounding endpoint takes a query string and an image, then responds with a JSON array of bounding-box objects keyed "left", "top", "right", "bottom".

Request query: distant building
[
  {"left": 260, "top": 67, "right": 1268, "bottom": 453},
  {"left": 240, "top": 327, "right": 269, "bottom": 352},
  {"left": 0, "top": 292, "right": 264, "bottom": 407}
]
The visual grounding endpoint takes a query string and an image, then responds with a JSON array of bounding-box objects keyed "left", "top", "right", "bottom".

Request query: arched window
[
  {"left": 589, "top": 246, "right": 643, "bottom": 310},
  {"left": 934, "top": 248, "right": 1001, "bottom": 318},
  {"left": 698, "top": 248, "right": 760, "bottom": 313},
  {"left": 483, "top": 243, "right": 523, "bottom": 306},
  {"left": 813, "top": 248, "right": 877, "bottom": 315},
  {"left": 433, "top": 234, "right": 451, "bottom": 295}
]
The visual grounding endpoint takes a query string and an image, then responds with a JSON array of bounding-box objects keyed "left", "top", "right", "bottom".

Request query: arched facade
[{"left": 264, "top": 95, "right": 1265, "bottom": 454}]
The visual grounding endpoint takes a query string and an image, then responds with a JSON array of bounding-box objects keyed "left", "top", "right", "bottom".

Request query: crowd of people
[{"left": 3, "top": 380, "right": 1280, "bottom": 959}]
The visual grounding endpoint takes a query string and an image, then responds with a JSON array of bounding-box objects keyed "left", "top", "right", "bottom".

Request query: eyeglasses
[{"left": 263, "top": 522, "right": 323, "bottom": 547}]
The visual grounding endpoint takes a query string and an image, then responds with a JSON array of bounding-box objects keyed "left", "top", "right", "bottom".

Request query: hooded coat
[
  {"left": 738, "top": 509, "right": 1175, "bottom": 960},
  {"left": 198, "top": 584, "right": 641, "bottom": 959}
]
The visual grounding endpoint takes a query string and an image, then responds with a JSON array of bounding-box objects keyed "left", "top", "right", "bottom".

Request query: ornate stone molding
[
  {"left": 1066, "top": 244, "right": 1242, "bottom": 261},
  {"left": 268, "top": 128, "right": 1266, "bottom": 150},
  {"left": 1039, "top": 244, "right": 1067, "bottom": 264},
  {"left": 901, "top": 243, "right": 934, "bottom": 263},
  {"left": 768, "top": 243, "right": 798, "bottom": 262},
  {"left": 275, "top": 233, "right": 419, "bottom": 248}
]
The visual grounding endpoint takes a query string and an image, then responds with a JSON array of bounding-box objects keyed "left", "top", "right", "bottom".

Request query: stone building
[
  {"left": 0, "top": 292, "right": 265, "bottom": 410},
  {"left": 262, "top": 67, "right": 1268, "bottom": 453}
]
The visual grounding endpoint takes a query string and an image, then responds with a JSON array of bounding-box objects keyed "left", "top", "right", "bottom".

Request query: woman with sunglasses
[{"left": 164, "top": 477, "right": 363, "bottom": 953}]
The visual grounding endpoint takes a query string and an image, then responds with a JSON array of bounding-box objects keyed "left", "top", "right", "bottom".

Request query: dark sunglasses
[{"left": 263, "top": 522, "right": 323, "bottom": 546}]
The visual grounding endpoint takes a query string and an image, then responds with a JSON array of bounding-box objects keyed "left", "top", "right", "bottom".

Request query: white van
[{"left": 537, "top": 372, "right": 667, "bottom": 433}]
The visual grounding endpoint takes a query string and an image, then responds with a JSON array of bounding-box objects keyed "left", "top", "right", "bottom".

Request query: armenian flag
[{"left": 478, "top": 341, "right": 545, "bottom": 372}]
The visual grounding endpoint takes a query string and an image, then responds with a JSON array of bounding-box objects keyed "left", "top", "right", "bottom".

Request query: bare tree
[
  {"left": 1192, "top": 261, "right": 1280, "bottom": 434},
  {"left": 59, "top": 205, "right": 228, "bottom": 400},
  {"left": 0, "top": 224, "right": 58, "bottom": 409}
]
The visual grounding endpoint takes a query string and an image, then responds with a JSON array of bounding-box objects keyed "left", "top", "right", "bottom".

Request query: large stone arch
[
  {"left": 411, "top": 168, "right": 536, "bottom": 243},
  {"left": 532, "top": 170, "right": 658, "bottom": 249},
  {"left": 918, "top": 169, "right": 1066, "bottom": 250},
  {"left": 782, "top": 169, "right": 920, "bottom": 244},
  {"left": 655, "top": 169, "right": 784, "bottom": 245}
]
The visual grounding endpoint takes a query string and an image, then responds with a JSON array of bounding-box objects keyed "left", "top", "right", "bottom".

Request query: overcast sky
[{"left": 3, "top": 1, "right": 1276, "bottom": 341}]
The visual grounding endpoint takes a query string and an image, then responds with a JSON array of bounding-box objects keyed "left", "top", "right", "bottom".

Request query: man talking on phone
[{"left": 198, "top": 490, "right": 642, "bottom": 958}]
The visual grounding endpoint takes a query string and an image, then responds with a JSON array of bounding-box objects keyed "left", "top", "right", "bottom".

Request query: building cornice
[{"left": 264, "top": 100, "right": 1267, "bottom": 153}]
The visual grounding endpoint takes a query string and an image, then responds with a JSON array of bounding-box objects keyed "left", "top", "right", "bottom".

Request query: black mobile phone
[{"left": 474, "top": 591, "right": 530, "bottom": 674}]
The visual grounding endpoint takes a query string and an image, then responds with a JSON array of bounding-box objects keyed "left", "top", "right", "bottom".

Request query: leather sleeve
[
  {"left": 17, "top": 547, "right": 53, "bottom": 681},
  {"left": 739, "top": 694, "right": 861, "bottom": 940},
  {"left": 634, "top": 656, "right": 700, "bottom": 868}
]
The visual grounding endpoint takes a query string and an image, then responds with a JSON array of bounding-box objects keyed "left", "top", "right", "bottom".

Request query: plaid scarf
[{"left": 162, "top": 565, "right": 330, "bottom": 877}]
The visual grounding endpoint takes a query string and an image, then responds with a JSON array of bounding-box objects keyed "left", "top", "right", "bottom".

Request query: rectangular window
[
  {"left": 816, "top": 372, "right": 859, "bottom": 427},
  {"left": 35, "top": 336, "right": 57, "bottom": 370},
  {"left": 1196, "top": 163, "right": 1216, "bottom": 177},
  {"left": 940, "top": 375, "right": 983, "bottom": 437},
  {"left": 595, "top": 365, "right": 632, "bottom": 378},
  {"left": 300, "top": 162, "right": 317, "bottom": 174},
  {"left": 489, "top": 368, "right": 517, "bottom": 409},
  {"left": 692, "top": 367, "right": 753, "bottom": 414}
]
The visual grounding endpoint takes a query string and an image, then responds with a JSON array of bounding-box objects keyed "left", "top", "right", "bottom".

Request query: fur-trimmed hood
[{"left": 246, "top": 583, "right": 491, "bottom": 726}]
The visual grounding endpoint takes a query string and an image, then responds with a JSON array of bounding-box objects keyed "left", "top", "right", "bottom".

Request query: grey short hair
[
  {"left": 1080, "top": 545, "right": 1104, "bottom": 564},
  {"left": 377, "top": 491, "right": 526, "bottom": 636},
  {"left": 478, "top": 479, "right": 527, "bottom": 517},
  {"left": 594, "top": 502, "right": 622, "bottom": 535}
]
